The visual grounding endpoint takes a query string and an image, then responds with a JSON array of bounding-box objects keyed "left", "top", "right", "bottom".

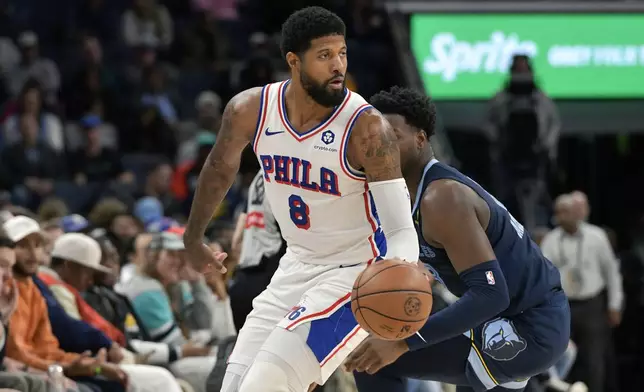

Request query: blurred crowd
[{"left": 0, "top": 0, "right": 397, "bottom": 217}]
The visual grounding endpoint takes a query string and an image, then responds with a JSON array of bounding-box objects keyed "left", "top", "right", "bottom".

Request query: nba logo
[{"left": 486, "top": 271, "right": 496, "bottom": 285}]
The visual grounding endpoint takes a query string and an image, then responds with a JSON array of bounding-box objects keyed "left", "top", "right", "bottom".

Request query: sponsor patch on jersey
[
  {"left": 321, "top": 130, "right": 335, "bottom": 145},
  {"left": 486, "top": 270, "right": 496, "bottom": 285}
]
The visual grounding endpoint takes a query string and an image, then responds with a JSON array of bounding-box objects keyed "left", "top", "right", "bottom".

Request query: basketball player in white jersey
[{"left": 183, "top": 6, "right": 419, "bottom": 392}]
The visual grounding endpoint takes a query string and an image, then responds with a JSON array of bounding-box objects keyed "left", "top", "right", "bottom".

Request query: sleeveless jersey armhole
[
  {"left": 252, "top": 84, "right": 272, "bottom": 153},
  {"left": 338, "top": 104, "right": 372, "bottom": 181}
]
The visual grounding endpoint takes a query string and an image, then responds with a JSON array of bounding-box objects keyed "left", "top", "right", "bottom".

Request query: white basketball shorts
[{"left": 226, "top": 249, "right": 371, "bottom": 384}]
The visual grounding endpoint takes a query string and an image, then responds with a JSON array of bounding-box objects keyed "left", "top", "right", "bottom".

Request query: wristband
[{"left": 94, "top": 366, "right": 102, "bottom": 376}]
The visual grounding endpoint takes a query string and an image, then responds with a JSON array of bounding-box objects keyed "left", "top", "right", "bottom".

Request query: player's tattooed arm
[
  {"left": 348, "top": 108, "right": 419, "bottom": 263},
  {"left": 348, "top": 109, "right": 403, "bottom": 182},
  {"left": 184, "top": 88, "right": 262, "bottom": 246}
]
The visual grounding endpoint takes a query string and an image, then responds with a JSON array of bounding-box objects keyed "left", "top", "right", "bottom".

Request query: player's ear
[
  {"left": 285, "top": 52, "right": 299, "bottom": 70},
  {"left": 416, "top": 130, "right": 427, "bottom": 149}
]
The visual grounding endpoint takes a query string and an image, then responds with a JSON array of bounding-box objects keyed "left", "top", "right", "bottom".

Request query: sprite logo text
[
  {"left": 422, "top": 31, "right": 644, "bottom": 83},
  {"left": 423, "top": 32, "right": 538, "bottom": 82}
]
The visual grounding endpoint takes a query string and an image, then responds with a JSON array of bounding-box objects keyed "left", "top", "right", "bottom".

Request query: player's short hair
[
  {"left": 370, "top": 86, "right": 437, "bottom": 137},
  {"left": 280, "top": 6, "right": 346, "bottom": 57}
]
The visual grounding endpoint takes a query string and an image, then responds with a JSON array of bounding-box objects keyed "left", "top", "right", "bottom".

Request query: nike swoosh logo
[{"left": 265, "top": 128, "right": 285, "bottom": 136}]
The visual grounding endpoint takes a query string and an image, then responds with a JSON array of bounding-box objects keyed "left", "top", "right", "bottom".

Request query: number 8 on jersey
[{"left": 289, "top": 194, "right": 310, "bottom": 230}]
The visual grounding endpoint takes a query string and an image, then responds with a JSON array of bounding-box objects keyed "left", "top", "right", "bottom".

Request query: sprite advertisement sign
[{"left": 410, "top": 14, "right": 644, "bottom": 99}]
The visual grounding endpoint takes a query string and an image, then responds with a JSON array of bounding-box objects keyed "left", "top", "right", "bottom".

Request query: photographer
[{"left": 484, "top": 54, "right": 560, "bottom": 232}]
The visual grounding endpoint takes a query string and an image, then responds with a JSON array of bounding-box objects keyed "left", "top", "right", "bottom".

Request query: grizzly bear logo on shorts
[{"left": 482, "top": 318, "right": 527, "bottom": 361}]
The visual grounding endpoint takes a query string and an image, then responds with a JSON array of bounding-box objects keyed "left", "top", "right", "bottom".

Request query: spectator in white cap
[
  {"left": 3, "top": 215, "right": 46, "bottom": 274},
  {"left": 39, "top": 232, "right": 185, "bottom": 392},
  {"left": 40, "top": 233, "right": 112, "bottom": 318}
]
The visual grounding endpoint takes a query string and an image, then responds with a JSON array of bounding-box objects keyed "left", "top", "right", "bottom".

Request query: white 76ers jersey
[{"left": 251, "top": 80, "right": 386, "bottom": 265}]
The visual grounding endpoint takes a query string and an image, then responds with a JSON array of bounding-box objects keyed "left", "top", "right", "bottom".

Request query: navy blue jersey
[{"left": 413, "top": 160, "right": 562, "bottom": 316}]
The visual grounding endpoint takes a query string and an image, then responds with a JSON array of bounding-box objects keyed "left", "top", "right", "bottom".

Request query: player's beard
[{"left": 300, "top": 70, "right": 346, "bottom": 108}]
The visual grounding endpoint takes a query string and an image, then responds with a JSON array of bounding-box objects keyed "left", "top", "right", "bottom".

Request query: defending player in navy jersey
[{"left": 346, "top": 87, "right": 571, "bottom": 392}]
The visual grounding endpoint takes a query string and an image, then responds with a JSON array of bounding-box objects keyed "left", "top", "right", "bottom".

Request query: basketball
[{"left": 351, "top": 259, "right": 433, "bottom": 340}]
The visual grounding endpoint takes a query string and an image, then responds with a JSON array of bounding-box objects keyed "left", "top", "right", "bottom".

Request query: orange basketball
[{"left": 351, "top": 259, "right": 433, "bottom": 340}]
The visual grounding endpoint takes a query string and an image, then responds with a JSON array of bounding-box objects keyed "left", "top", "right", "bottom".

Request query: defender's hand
[
  {"left": 415, "top": 262, "right": 435, "bottom": 284},
  {"left": 344, "top": 337, "right": 409, "bottom": 374}
]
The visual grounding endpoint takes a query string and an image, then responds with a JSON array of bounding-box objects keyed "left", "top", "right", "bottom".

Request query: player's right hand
[{"left": 185, "top": 242, "right": 228, "bottom": 274}]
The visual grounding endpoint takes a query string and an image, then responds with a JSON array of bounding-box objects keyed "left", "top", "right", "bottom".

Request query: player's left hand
[
  {"left": 344, "top": 336, "right": 409, "bottom": 374},
  {"left": 185, "top": 242, "right": 228, "bottom": 274}
]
